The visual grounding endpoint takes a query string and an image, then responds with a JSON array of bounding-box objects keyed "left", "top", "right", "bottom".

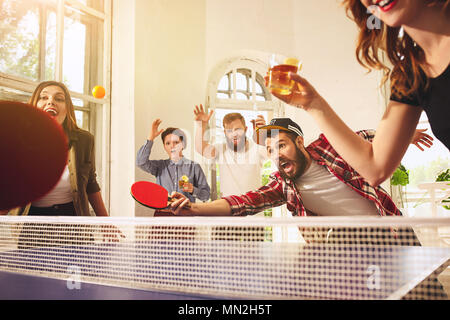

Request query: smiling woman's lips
[
  {"left": 376, "top": 0, "right": 397, "bottom": 12},
  {"left": 44, "top": 108, "right": 58, "bottom": 116}
]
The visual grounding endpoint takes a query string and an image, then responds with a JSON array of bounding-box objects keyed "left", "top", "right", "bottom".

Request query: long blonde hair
[
  {"left": 29, "top": 81, "right": 79, "bottom": 134},
  {"left": 342, "top": 0, "right": 450, "bottom": 99}
]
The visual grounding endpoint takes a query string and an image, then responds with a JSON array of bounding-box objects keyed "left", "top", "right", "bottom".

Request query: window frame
[{"left": 216, "top": 68, "right": 270, "bottom": 101}]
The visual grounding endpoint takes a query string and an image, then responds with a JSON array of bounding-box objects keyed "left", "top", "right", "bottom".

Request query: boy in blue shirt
[{"left": 136, "top": 119, "right": 210, "bottom": 207}]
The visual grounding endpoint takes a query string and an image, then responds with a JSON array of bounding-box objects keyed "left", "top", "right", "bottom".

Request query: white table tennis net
[{"left": 0, "top": 216, "right": 449, "bottom": 300}]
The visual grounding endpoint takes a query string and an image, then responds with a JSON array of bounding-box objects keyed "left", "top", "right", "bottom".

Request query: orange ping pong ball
[{"left": 92, "top": 85, "right": 106, "bottom": 99}]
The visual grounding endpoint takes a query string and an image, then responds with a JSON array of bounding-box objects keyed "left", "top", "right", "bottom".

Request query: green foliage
[
  {"left": 261, "top": 174, "right": 270, "bottom": 186},
  {"left": 436, "top": 169, "right": 450, "bottom": 182},
  {"left": 391, "top": 164, "right": 409, "bottom": 186},
  {"left": 263, "top": 160, "right": 272, "bottom": 169},
  {"left": 436, "top": 169, "right": 450, "bottom": 210},
  {"left": 0, "top": 2, "right": 39, "bottom": 80},
  {"left": 261, "top": 159, "right": 273, "bottom": 187},
  {"left": 0, "top": 1, "right": 69, "bottom": 84}
]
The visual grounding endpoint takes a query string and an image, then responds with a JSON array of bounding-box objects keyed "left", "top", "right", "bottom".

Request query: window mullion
[
  {"left": 55, "top": 0, "right": 65, "bottom": 82},
  {"left": 232, "top": 69, "right": 237, "bottom": 99},
  {"left": 38, "top": 4, "right": 47, "bottom": 82},
  {"left": 251, "top": 70, "right": 256, "bottom": 102},
  {"left": 65, "top": 0, "right": 106, "bottom": 20}
]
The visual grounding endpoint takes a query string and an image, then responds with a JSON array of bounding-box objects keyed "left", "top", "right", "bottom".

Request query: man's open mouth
[{"left": 280, "top": 160, "right": 294, "bottom": 174}]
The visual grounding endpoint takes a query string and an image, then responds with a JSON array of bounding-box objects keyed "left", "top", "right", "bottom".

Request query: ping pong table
[{"left": 0, "top": 240, "right": 448, "bottom": 300}]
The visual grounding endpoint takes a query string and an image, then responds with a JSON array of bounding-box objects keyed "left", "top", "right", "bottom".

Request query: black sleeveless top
[{"left": 390, "top": 64, "right": 450, "bottom": 150}]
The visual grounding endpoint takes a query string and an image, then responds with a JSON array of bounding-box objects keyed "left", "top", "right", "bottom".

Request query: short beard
[
  {"left": 278, "top": 146, "right": 308, "bottom": 181},
  {"left": 226, "top": 136, "right": 246, "bottom": 152}
]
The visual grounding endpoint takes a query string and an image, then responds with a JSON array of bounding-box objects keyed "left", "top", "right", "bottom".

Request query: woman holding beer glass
[{"left": 267, "top": 0, "right": 449, "bottom": 187}]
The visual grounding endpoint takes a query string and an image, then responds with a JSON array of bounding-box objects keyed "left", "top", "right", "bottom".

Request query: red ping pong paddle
[
  {"left": 0, "top": 101, "right": 68, "bottom": 211},
  {"left": 131, "top": 181, "right": 191, "bottom": 209}
]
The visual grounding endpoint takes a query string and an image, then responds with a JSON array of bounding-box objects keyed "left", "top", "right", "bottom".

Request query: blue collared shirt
[{"left": 136, "top": 140, "right": 210, "bottom": 202}]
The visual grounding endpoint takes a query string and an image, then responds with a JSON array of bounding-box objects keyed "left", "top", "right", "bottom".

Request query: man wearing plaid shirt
[
  {"left": 168, "top": 119, "right": 447, "bottom": 298},
  {"left": 168, "top": 118, "right": 400, "bottom": 220}
]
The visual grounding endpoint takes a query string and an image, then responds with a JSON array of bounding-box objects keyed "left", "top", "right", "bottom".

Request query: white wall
[
  {"left": 110, "top": 0, "right": 387, "bottom": 217},
  {"left": 133, "top": 0, "right": 208, "bottom": 216},
  {"left": 205, "top": 0, "right": 297, "bottom": 70},
  {"left": 287, "top": 0, "right": 386, "bottom": 145},
  {"left": 110, "top": 0, "right": 136, "bottom": 217}
]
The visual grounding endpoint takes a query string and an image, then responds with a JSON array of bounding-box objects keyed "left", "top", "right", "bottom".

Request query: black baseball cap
[{"left": 255, "top": 118, "right": 303, "bottom": 145}]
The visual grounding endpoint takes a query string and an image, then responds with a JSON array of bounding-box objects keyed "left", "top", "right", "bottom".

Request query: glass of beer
[{"left": 268, "top": 55, "right": 302, "bottom": 96}]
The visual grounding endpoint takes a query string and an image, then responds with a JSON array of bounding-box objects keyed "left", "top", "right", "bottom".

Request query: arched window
[
  {"left": 206, "top": 56, "right": 283, "bottom": 150},
  {"left": 216, "top": 68, "right": 270, "bottom": 101}
]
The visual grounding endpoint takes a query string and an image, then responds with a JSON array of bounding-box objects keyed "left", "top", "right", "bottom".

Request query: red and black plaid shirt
[{"left": 223, "top": 130, "right": 401, "bottom": 217}]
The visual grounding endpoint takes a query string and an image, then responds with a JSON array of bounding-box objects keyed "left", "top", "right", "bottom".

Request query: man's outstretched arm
[
  {"left": 168, "top": 177, "right": 285, "bottom": 217},
  {"left": 169, "top": 193, "right": 232, "bottom": 216}
]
